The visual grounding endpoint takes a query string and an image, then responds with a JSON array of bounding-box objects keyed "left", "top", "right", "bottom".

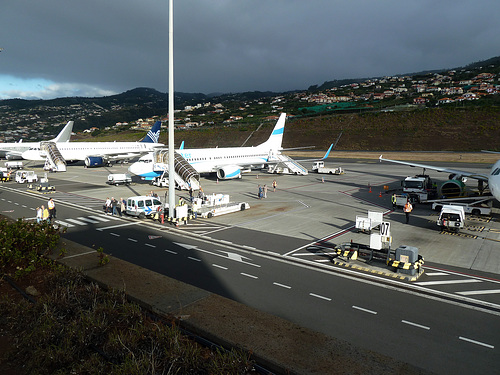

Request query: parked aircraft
[
  {"left": 128, "top": 113, "right": 327, "bottom": 181},
  {"left": 379, "top": 155, "right": 500, "bottom": 203},
  {"left": 22, "top": 121, "right": 163, "bottom": 167},
  {"left": 0, "top": 121, "right": 73, "bottom": 160}
]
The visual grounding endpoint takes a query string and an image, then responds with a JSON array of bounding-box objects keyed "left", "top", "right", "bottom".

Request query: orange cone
[
  {"left": 379, "top": 191, "right": 382, "bottom": 198},
  {"left": 369, "top": 185, "right": 372, "bottom": 193}
]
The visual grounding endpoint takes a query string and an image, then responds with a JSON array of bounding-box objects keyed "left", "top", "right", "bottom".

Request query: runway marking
[
  {"left": 352, "top": 305, "right": 377, "bottom": 315},
  {"left": 456, "top": 289, "right": 500, "bottom": 296},
  {"left": 459, "top": 336, "right": 494, "bottom": 349},
  {"left": 145, "top": 243, "right": 156, "bottom": 248},
  {"left": 127, "top": 238, "right": 138, "bottom": 242},
  {"left": 309, "top": 293, "right": 331, "bottom": 301},
  {"left": 241, "top": 273, "right": 258, "bottom": 279},
  {"left": 415, "top": 279, "right": 482, "bottom": 286},
  {"left": 110, "top": 232, "right": 120, "bottom": 237},
  {"left": 165, "top": 249, "right": 177, "bottom": 255},
  {"left": 401, "top": 320, "right": 430, "bottom": 330},
  {"left": 188, "top": 256, "right": 201, "bottom": 262},
  {"left": 273, "top": 282, "right": 291, "bottom": 289},
  {"left": 212, "top": 264, "right": 228, "bottom": 270}
]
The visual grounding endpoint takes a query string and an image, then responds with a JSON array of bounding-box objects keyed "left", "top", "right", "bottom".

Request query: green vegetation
[{"left": 0, "top": 218, "right": 254, "bottom": 374}]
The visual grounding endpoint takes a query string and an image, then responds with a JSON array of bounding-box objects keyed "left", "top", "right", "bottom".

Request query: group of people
[
  {"left": 35, "top": 198, "right": 56, "bottom": 224},
  {"left": 257, "top": 180, "right": 277, "bottom": 199},
  {"left": 104, "top": 197, "right": 126, "bottom": 216}
]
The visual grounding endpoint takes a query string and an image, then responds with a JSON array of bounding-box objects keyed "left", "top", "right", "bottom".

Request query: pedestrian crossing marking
[
  {"left": 456, "top": 289, "right": 500, "bottom": 296},
  {"left": 415, "top": 279, "right": 482, "bottom": 286},
  {"left": 65, "top": 218, "right": 89, "bottom": 225}
]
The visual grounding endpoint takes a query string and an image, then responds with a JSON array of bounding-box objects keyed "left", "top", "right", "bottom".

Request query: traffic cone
[
  {"left": 369, "top": 184, "right": 372, "bottom": 193},
  {"left": 379, "top": 191, "right": 382, "bottom": 198}
]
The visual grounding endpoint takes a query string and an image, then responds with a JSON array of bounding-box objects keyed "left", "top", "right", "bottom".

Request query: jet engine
[
  {"left": 84, "top": 156, "right": 107, "bottom": 168},
  {"left": 439, "top": 179, "right": 466, "bottom": 198},
  {"left": 216, "top": 165, "right": 242, "bottom": 179}
]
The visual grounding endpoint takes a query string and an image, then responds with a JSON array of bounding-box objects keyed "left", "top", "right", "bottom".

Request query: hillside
[{"left": 161, "top": 107, "right": 500, "bottom": 152}]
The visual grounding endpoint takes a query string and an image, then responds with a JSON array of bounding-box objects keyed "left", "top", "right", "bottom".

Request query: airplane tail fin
[
  {"left": 259, "top": 113, "right": 286, "bottom": 150},
  {"left": 141, "top": 121, "right": 161, "bottom": 143},
  {"left": 52, "top": 121, "right": 74, "bottom": 142},
  {"left": 179, "top": 141, "right": 184, "bottom": 150}
]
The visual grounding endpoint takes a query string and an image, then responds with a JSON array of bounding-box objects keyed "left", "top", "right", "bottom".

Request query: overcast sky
[{"left": 1, "top": 0, "right": 498, "bottom": 100}]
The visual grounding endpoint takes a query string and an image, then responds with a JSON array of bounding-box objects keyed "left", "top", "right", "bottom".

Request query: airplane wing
[{"left": 379, "top": 155, "right": 489, "bottom": 182}]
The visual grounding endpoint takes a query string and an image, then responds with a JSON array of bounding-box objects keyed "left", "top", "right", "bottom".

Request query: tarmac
[{"left": 10, "top": 155, "right": 500, "bottom": 374}]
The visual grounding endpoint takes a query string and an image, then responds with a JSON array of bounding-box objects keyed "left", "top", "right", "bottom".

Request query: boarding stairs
[
  {"left": 40, "top": 141, "right": 67, "bottom": 172},
  {"left": 267, "top": 153, "right": 308, "bottom": 175},
  {"left": 153, "top": 150, "right": 200, "bottom": 190}
]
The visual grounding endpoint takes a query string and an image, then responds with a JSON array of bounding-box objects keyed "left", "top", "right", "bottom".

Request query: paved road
[{"left": 1, "top": 157, "right": 500, "bottom": 374}]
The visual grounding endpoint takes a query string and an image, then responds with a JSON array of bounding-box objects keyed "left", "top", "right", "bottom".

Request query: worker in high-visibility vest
[
  {"left": 403, "top": 200, "right": 413, "bottom": 224},
  {"left": 47, "top": 198, "right": 56, "bottom": 221},
  {"left": 391, "top": 194, "right": 397, "bottom": 209}
]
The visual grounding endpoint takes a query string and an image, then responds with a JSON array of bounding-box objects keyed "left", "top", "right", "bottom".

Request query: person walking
[
  {"left": 258, "top": 185, "right": 263, "bottom": 199},
  {"left": 47, "top": 198, "right": 56, "bottom": 220},
  {"left": 111, "top": 197, "right": 118, "bottom": 216},
  {"left": 42, "top": 205, "right": 49, "bottom": 222},
  {"left": 403, "top": 200, "right": 413, "bottom": 224},
  {"left": 120, "top": 197, "right": 126, "bottom": 217},
  {"left": 263, "top": 184, "right": 268, "bottom": 198},
  {"left": 272, "top": 179, "right": 277, "bottom": 192},
  {"left": 36, "top": 206, "right": 42, "bottom": 224},
  {"left": 391, "top": 194, "right": 397, "bottom": 210},
  {"left": 105, "top": 197, "right": 111, "bottom": 215}
]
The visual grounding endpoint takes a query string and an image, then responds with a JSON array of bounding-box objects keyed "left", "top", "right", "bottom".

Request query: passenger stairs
[
  {"left": 153, "top": 150, "right": 200, "bottom": 190},
  {"left": 40, "top": 141, "right": 67, "bottom": 172},
  {"left": 268, "top": 153, "right": 308, "bottom": 175}
]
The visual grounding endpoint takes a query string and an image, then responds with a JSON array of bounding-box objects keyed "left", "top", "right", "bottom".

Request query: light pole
[{"left": 168, "top": 0, "right": 176, "bottom": 219}]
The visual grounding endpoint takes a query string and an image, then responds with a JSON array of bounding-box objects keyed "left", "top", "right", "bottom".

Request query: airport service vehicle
[
  {"left": 106, "top": 173, "right": 132, "bottom": 186},
  {"left": 126, "top": 195, "right": 163, "bottom": 218},
  {"left": 192, "top": 194, "right": 250, "bottom": 219},
  {"left": 312, "top": 161, "right": 344, "bottom": 175},
  {"left": 0, "top": 170, "right": 12, "bottom": 182},
  {"left": 15, "top": 170, "right": 38, "bottom": 184},
  {"left": 432, "top": 199, "right": 492, "bottom": 216},
  {"left": 437, "top": 205, "right": 465, "bottom": 232},
  {"left": 401, "top": 174, "right": 437, "bottom": 202},
  {"left": 4, "top": 161, "right": 23, "bottom": 169}
]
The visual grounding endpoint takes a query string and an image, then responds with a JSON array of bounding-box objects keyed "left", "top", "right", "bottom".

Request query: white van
[{"left": 126, "top": 196, "right": 163, "bottom": 218}]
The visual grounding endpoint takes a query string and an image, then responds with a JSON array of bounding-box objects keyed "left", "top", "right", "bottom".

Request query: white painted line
[
  {"left": 66, "top": 218, "right": 88, "bottom": 225},
  {"left": 63, "top": 250, "right": 96, "bottom": 259},
  {"left": 188, "top": 256, "right": 201, "bottom": 262},
  {"left": 241, "top": 273, "right": 258, "bottom": 279},
  {"left": 212, "top": 264, "right": 228, "bottom": 270},
  {"left": 128, "top": 238, "right": 138, "bottom": 242},
  {"left": 88, "top": 215, "right": 111, "bottom": 222},
  {"left": 165, "top": 250, "right": 177, "bottom": 255},
  {"left": 55, "top": 220, "right": 75, "bottom": 228},
  {"left": 22, "top": 205, "right": 28, "bottom": 208},
  {"left": 415, "top": 279, "right": 482, "bottom": 286},
  {"left": 315, "top": 259, "right": 332, "bottom": 263},
  {"left": 109, "top": 232, "right": 120, "bottom": 237},
  {"left": 425, "top": 272, "right": 450, "bottom": 276},
  {"left": 76, "top": 217, "right": 101, "bottom": 224},
  {"left": 457, "top": 289, "right": 500, "bottom": 296},
  {"left": 459, "top": 336, "right": 494, "bottom": 349},
  {"left": 352, "top": 305, "right": 377, "bottom": 315},
  {"left": 96, "top": 222, "right": 137, "bottom": 231},
  {"left": 145, "top": 243, "right": 156, "bottom": 248},
  {"left": 273, "top": 282, "right": 291, "bottom": 289},
  {"left": 402, "top": 320, "right": 430, "bottom": 330},
  {"left": 309, "top": 293, "right": 331, "bottom": 301}
]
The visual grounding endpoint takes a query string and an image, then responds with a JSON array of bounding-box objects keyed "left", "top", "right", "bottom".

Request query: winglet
[
  {"left": 141, "top": 121, "right": 161, "bottom": 143},
  {"left": 379, "top": 155, "right": 383, "bottom": 162},
  {"left": 179, "top": 141, "right": 184, "bottom": 150},
  {"left": 320, "top": 144, "right": 334, "bottom": 160}
]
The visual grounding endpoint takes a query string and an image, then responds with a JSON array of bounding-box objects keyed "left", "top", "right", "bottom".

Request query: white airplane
[
  {"left": 0, "top": 121, "right": 74, "bottom": 160},
  {"left": 128, "top": 113, "right": 330, "bottom": 181},
  {"left": 379, "top": 155, "right": 500, "bottom": 203},
  {"left": 22, "top": 121, "right": 163, "bottom": 167}
]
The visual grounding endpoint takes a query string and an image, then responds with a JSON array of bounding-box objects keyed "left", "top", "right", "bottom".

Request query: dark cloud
[{"left": 1, "top": 0, "right": 499, "bottom": 99}]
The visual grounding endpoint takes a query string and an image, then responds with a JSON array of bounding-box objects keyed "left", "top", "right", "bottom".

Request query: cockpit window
[{"left": 492, "top": 168, "right": 500, "bottom": 176}]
